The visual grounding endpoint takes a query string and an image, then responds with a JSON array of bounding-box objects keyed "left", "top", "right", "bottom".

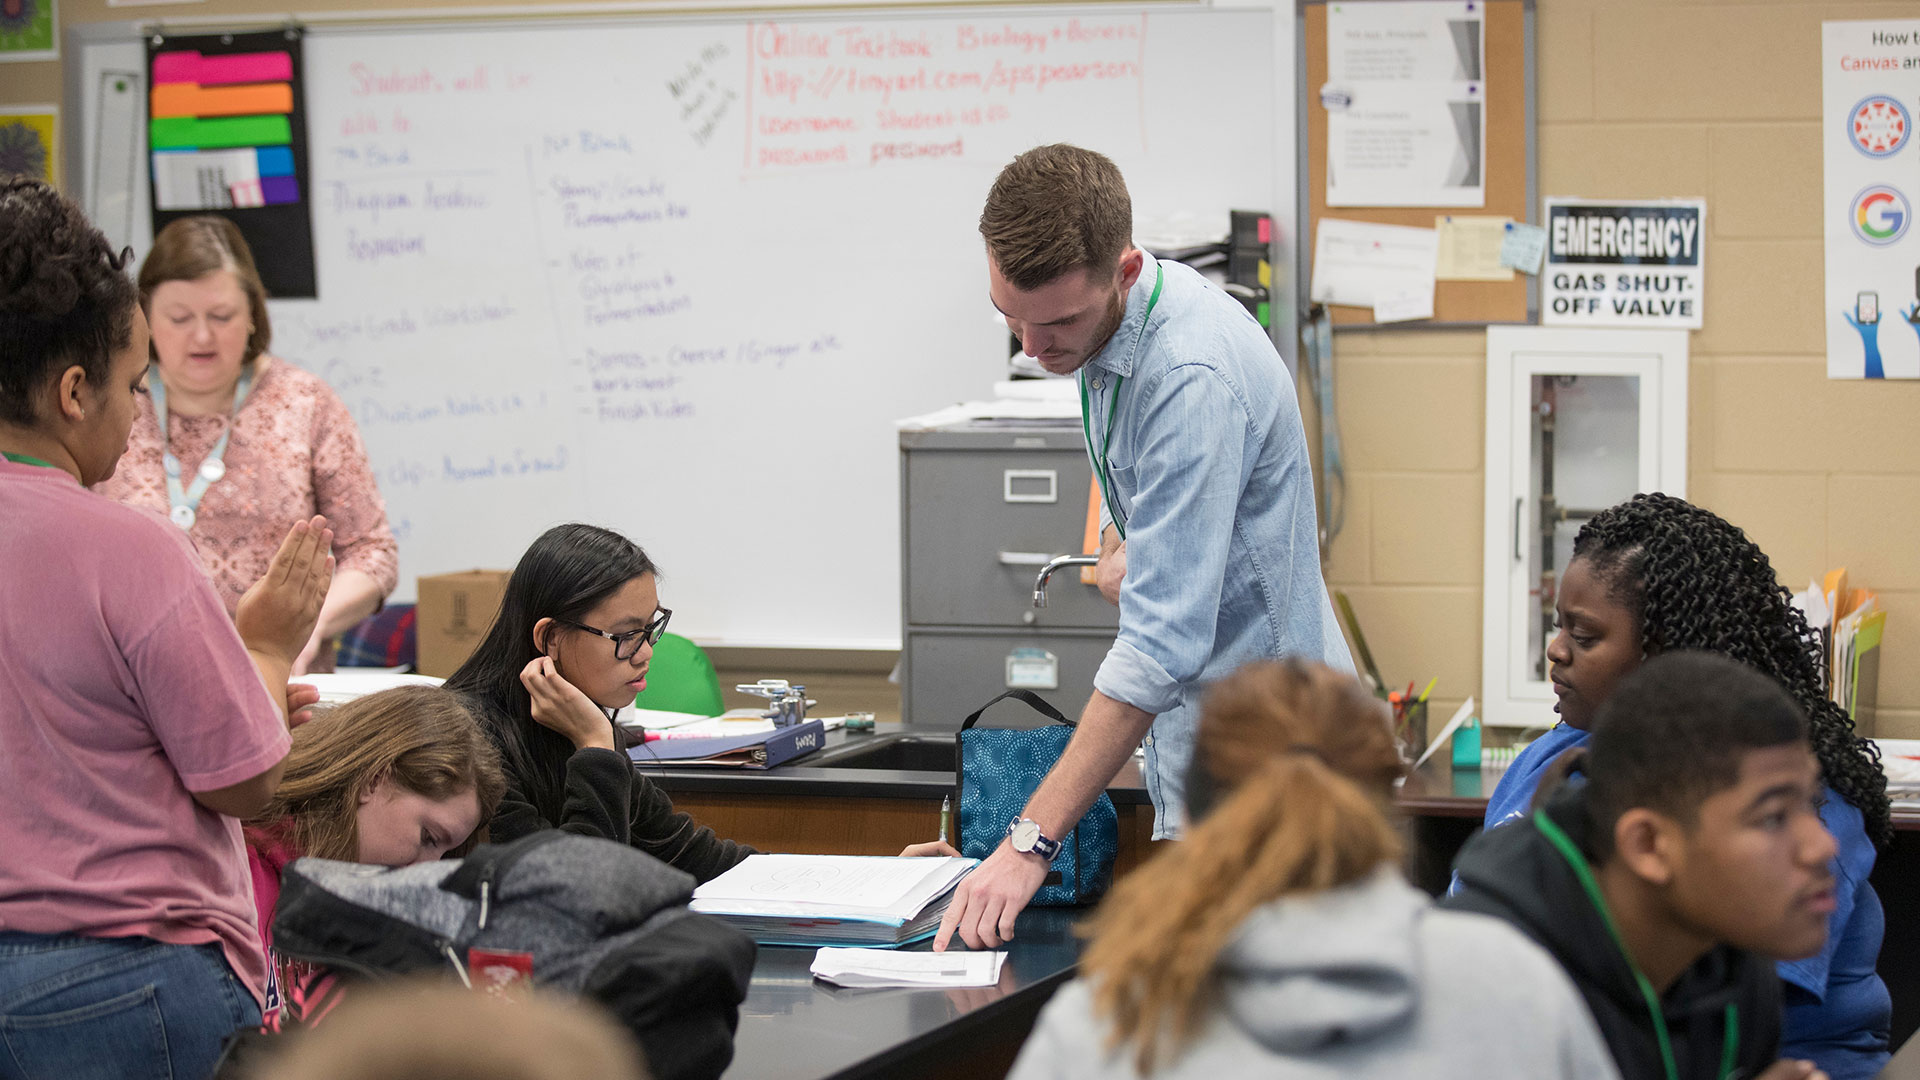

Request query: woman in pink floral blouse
[{"left": 96, "top": 217, "right": 398, "bottom": 673}]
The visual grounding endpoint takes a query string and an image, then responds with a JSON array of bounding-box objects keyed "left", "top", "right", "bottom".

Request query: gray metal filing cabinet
[{"left": 899, "top": 421, "right": 1118, "bottom": 730}]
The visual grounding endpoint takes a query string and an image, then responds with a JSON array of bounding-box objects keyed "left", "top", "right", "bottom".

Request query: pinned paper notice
[
  {"left": 1309, "top": 218, "right": 1440, "bottom": 311},
  {"left": 1499, "top": 222, "right": 1548, "bottom": 274},
  {"left": 1373, "top": 283, "right": 1434, "bottom": 323},
  {"left": 1436, "top": 216, "right": 1514, "bottom": 281}
]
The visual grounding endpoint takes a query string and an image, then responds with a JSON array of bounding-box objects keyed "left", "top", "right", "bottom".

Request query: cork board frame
[{"left": 1299, "top": 0, "right": 1537, "bottom": 328}]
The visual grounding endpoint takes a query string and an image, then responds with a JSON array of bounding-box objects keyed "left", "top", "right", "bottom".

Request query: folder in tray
[{"left": 627, "top": 719, "right": 825, "bottom": 769}]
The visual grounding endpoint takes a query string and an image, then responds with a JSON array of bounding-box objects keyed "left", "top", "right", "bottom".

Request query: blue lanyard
[
  {"left": 1078, "top": 264, "right": 1163, "bottom": 542},
  {"left": 151, "top": 364, "right": 253, "bottom": 531}
]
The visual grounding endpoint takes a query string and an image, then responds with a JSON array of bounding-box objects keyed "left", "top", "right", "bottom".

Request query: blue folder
[{"left": 628, "top": 719, "right": 826, "bottom": 769}]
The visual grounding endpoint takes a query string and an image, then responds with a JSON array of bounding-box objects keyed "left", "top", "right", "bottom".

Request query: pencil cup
[{"left": 1401, "top": 700, "right": 1428, "bottom": 760}]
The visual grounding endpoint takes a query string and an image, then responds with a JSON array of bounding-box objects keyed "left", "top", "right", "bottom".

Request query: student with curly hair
[
  {"left": 1007, "top": 659, "right": 1618, "bottom": 1080},
  {"left": 1451, "top": 652, "right": 1843, "bottom": 1080},
  {"left": 1476, "top": 492, "right": 1891, "bottom": 1078},
  {"left": 0, "top": 179, "right": 331, "bottom": 1077}
]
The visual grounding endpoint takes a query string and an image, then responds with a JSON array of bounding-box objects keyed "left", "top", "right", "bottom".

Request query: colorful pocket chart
[
  {"left": 152, "top": 51, "right": 294, "bottom": 88},
  {"left": 146, "top": 30, "right": 316, "bottom": 298},
  {"left": 150, "top": 47, "right": 300, "bottom": 211}
]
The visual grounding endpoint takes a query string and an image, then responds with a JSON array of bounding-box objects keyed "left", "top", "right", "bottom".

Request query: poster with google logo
[{"left": 1823, "top": 20, "right": 1920, "bottom": 379}]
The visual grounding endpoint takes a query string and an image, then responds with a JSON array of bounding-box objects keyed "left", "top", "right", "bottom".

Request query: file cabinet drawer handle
[
  {"left": 997, "top": 551, "right": 1058, "bottom": 567},
  {"left": 1003, "top": 469, "right": 1058, "bottom": 503}
]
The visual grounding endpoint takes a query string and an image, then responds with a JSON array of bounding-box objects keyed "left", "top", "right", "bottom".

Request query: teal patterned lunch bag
[{"left": 955, "top": 690, "right": 1119, "bottom": 906}]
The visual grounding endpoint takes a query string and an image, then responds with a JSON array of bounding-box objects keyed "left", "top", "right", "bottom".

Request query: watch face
[{"left": 1011, "top": 819, "right": 1039, "bottom": 851}]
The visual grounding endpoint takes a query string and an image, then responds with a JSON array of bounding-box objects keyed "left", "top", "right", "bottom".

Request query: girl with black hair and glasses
[
  {"left": 443, "top": 523, "right": 751, "bottom": 882},
  {"left": 445, "top": 523, "right": 955, "bottom": 881}
]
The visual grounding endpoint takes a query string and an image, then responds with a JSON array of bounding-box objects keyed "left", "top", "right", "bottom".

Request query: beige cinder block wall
[
  {"left": 6, "top": 0, "right": 1915, "bottom": 733},
  {"left": 1326, "top": 0, "right": 1920, "bottom": 739}
]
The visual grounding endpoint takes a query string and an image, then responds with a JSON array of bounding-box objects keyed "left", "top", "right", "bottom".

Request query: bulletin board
[{"left": 1300, "top": 0, "right": 1536, "bottom": 327}]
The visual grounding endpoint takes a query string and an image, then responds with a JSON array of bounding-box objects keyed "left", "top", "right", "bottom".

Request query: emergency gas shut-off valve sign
[{"left": 1542, "top": 199, "right": 1706, "bottom": 329}]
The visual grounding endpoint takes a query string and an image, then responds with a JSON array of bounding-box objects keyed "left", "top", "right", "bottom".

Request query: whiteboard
[{"left": 69, "top": 4, "right": 1291, "bottom": 648}]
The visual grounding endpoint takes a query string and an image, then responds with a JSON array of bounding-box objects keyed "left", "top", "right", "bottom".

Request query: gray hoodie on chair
[{"left": 1007, "top": 868, "right": 1621, "bottom": 1080}]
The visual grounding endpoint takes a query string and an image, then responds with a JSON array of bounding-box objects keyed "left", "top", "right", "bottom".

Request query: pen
[
  {"left": 939, "top": 794, "right": 951, "bottom": 845},
  {"left": 1416, "top": 677, "right": 1438, "bottom": 703},
  {"left": 643, "top": 730, "right": 729, "bottom": 742}
]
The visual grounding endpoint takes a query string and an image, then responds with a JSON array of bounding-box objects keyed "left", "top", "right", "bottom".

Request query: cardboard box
[{"left": 415, "top": 570, "right": 511, "bottom": 677}]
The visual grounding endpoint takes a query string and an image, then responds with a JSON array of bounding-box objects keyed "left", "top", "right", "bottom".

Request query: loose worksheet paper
[
  {"left": 811, "top": 947, "right": 1007, "bottom": 988},
  {"left": 1309, "top": 218, "right": 1440, "bottom": 311}
]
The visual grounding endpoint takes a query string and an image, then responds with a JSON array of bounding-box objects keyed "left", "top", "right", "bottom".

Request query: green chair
[{"left": 630, "top": 632, "right": 724, "bottom": 716}]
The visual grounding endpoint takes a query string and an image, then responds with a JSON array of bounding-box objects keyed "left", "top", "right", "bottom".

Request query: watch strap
[{"left": 1007, "top": 816, "right": 1062, "bottom": 861}]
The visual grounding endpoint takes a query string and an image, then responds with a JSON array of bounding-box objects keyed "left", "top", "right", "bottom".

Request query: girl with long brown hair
[
  {"left": 1008, "top": 659, "right": 1618, "bottom": 1080},
  {"left": 245, "top": 684, "right": 506, "bottom": 1020}
]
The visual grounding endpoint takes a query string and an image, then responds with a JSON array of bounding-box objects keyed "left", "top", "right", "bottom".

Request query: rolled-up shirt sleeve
[{"left": 1092, "top": 361, "right": 1249, "bottom": 716}]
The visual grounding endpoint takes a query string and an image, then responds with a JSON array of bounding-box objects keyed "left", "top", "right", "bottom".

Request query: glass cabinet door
[
  {"left": 1483, "top": 328, "right": 1688, "bottom": 729},
  {"left": 1522, "top": 373, "right": 1642, "bottom": 684}
]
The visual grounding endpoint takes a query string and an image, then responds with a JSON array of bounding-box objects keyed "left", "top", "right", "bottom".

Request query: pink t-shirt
[{"left": 0, "top": 457, "right": 291, "bottom": 1005}]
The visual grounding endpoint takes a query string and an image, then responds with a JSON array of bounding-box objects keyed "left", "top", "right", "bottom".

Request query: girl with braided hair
[{"left": 1475, "top": 492, "right": 1891, "bottom": 1079}]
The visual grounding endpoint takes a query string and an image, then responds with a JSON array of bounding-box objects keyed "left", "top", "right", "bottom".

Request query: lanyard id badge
[
  {"left": 152, "top": 364, "right": 253, "bottom": 530},
  {"left": 1079, "top": 263, "right": 1164, "bottom": 542}
]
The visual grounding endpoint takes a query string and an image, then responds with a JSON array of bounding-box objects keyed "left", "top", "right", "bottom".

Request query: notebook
[{"left": 690, "top": 854, "right": 977, "bottom": 947}]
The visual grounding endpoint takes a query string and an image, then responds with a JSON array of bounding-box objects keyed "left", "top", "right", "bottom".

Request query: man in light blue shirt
[{"left": 936, "top": 144, "right": 1353, "bottom": 952}]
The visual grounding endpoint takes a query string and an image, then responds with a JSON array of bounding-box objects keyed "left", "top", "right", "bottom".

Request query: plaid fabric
[{"left": 336, "top": 603, "right": 416, "bottom": 669}]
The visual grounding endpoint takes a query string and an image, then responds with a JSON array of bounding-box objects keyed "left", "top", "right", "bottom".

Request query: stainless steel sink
[{"left": 808, "top": 734, "right": 956, "bottom": 772}]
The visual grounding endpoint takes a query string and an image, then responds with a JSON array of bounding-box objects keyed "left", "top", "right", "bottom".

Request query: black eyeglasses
[{"left": 563, "top": 608, "right": 672, "bottom": 661}]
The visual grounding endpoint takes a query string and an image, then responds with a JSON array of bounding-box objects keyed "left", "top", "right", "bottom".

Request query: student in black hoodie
[{"left": 1447, "top": 652, "right": 1837, "bottom": 1080}]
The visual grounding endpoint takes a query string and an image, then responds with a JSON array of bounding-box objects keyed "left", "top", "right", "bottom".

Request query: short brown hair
[
  {"left": 979, "top": 144, "right": 1132, "bottom": 291},
  {"left": 138, "top": 215, "right": 272, "bottom": 363},
  {"left": 248, "top": 685, "right": 507, "bottom": 862}
]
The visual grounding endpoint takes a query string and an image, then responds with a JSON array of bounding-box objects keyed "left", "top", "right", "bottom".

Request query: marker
[{"left": 1416, "top": 677, "right": 1438, "bottom": 703}]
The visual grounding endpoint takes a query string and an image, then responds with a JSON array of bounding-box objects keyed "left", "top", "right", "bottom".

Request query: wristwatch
[{"left": 1007, "top": 817, "right": 1061, "bottom": 861}]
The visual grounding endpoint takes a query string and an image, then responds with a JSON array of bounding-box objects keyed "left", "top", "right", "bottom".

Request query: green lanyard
[
  {"left": 2, "top": 451, "right": 58, "bottom": 469},
  {"left": 1534, "top": 811, "right": 1739, "bottom": 1080},
  {"left": 1078, "top": 263, "right": 1164, "bottom": 541}
]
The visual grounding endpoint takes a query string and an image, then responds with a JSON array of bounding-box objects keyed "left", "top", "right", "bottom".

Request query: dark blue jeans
[{"left": 0, "top": 932, "right": 260, "bottom": 1080}]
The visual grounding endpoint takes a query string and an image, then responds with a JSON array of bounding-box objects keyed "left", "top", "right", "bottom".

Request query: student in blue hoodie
[{"left": 1475, "top": 493, "right": 1891, "bottom": 1079}]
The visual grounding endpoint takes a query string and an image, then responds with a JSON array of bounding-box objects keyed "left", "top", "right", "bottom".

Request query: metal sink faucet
[{"left": 1033, "top": 554, "right": 1099, "bottom": 608}]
